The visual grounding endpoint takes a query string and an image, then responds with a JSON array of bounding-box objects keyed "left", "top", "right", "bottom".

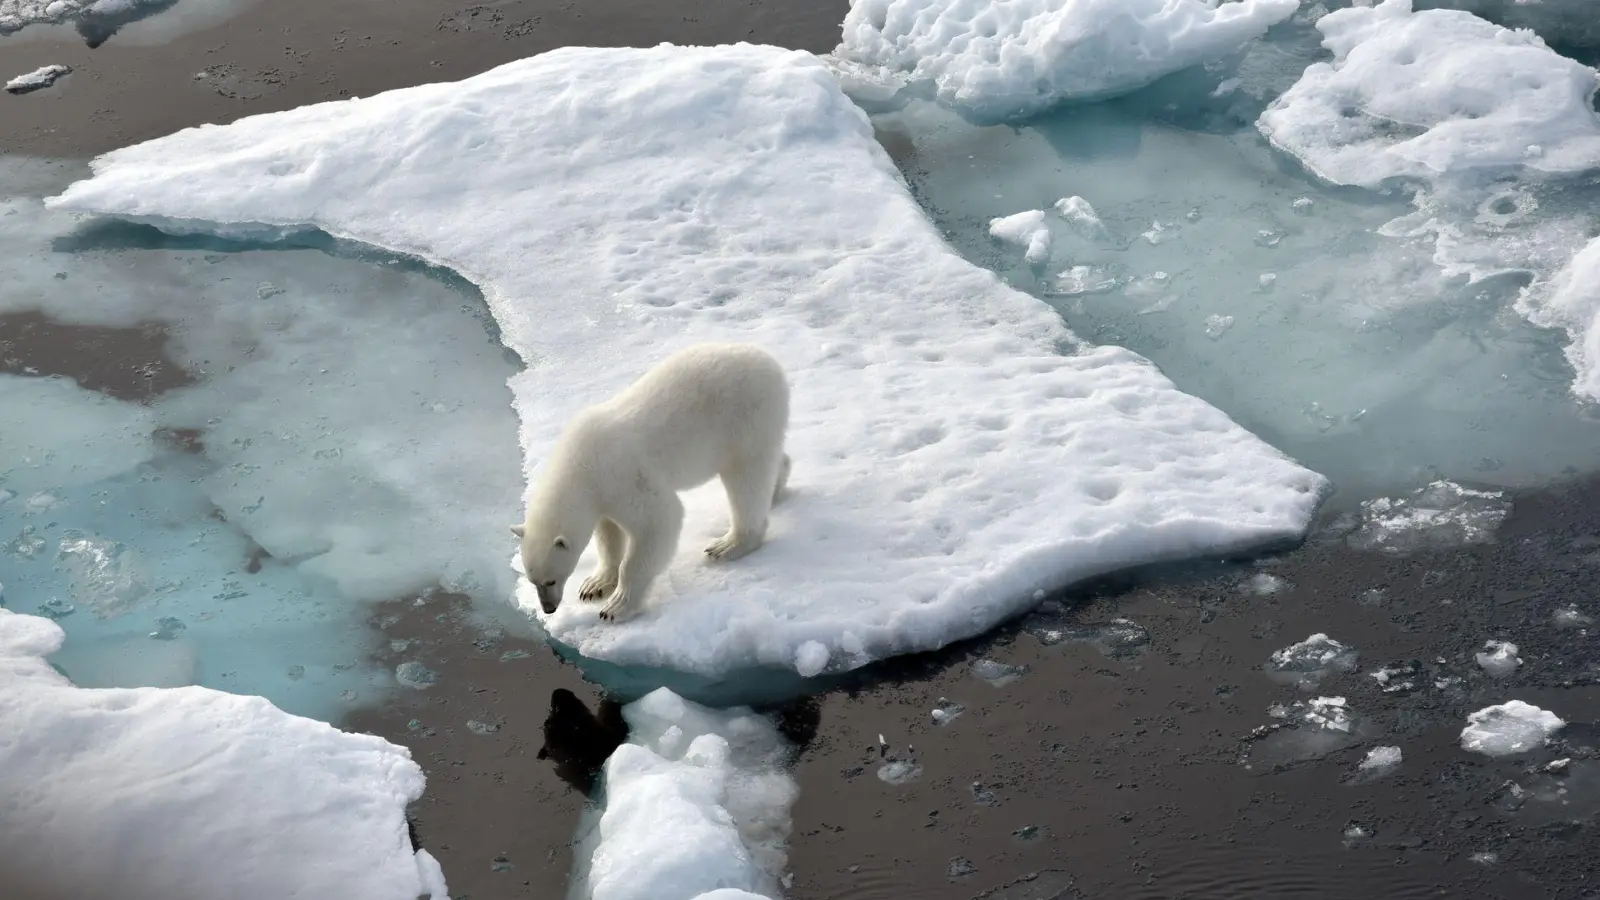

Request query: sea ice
[
  {"left": 5, "top": 63, "right": 70, "bottom": 93},
  {"left": 1258, "top": 0, "right": 1600, "bottom": 188},
  {"left": 1345, "top": 480, "right": 1509, "bottom": 554},
  {"left": 989, "top": 209, "right": 1052, "bottom": 264},
  {"left": 1267, "top": 633, "right": 1358, "bottom": 686},
  {"left": 576, "top": 688, "right": 796, "bottom": 900},
  {"left": 1474, "top": 640, "right": 1521, "bottom": 677},
  {"left": 1054, "top": 195, "right": 1108, "bottom": 238},
  {"left": 0, "top": 609, "right": 445, "bottom": 900},
  {"left": 49, "top": 44, "right": 1326, "bottom": 678},
  {"left": 1553, "top": 604, "right": 1594, "bottom": 629},
  {"left": 1517, "top": 234, "right": 1600, "bottom": 402},
  {"left": 1358, "top": 745, "right": 1402, "bottom": 772},
  {"left": 1460, "top": 700, "right": 1565, "bottom": 757},
  {"left": 834, "top": 0, "right": 1301, "bottom": 121}
]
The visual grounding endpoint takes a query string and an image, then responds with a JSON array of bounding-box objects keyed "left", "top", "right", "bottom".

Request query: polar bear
[{"left": 512, "top": 342, "right": 791, "bottom": 623}]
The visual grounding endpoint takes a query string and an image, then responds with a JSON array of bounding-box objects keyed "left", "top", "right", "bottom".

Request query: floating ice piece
[
  {"left": 0, "top": 610, "right": 444, "bottom": 900},
  {"left": 1053, "top": 195, "right": 1107, "bottom": 237},
  {"left": 1346, "top": 480, "right": 1509, "bottom": 554},
  {"left": 56, "top": 532, "right": 149, "bottom": 620},
  {"left": 1021, "top": 611, "right": 1150, "bottom": 657},
  {"left": 394, "top": 661, "right": 439, "bottom": 690},
  {"left": 1258, "top": 0, "right": 1600, "bottom": 188},
  {"left": 1047, "top": 264, "right": 1123, "bottom": 296},
  {"left": 1204, "top": 314, "right": 1236, "bottom": 339},
  {"left": 972, "top": 657, "right": 1028, "bottom": 687},
  {"left": 878, "top": 759, "right": 923, "bottom": 784},
  {"left": 5, "top": 63, "right": 71, "bottom": 94},
  {"left": 582, "top": 688, "right": 796, "bottom": 900},
  {"left": 794, "top": 640, "right": 830, "bottom": 677},
  {"left": 0, "top": 0, "right": 176, "bottom": 36},
  {"left": 989, "top": 209, "right": 1052, "bottom": 264},
  {"left": 1267, "top": 633, "right": 1358, "bottom": 685},
  {"left": 835, "top": 0, "right": 1301, "bottom": 121},
  {"left": 1359, "top": 745, "right": 1402, "bottom": 772},
  {"left": 1553, "top": 604, "right": 1595, "bottom": 629},
  {"left": 50, "top": 44, "right": 1326, "bottom": 679},
  {"left": 931, "top": 696, "right": 965, "bottom": 726},
  {"left": 1475, "top": 640, "right": 1522, "bottom": 677},
  {"left": 1460, "top": 700, "right": 1565, "bottom": 757},
  {"left": 1245, "top": 572, "right": 1287, "bottom": 595},
  {"left": 1369, "top": 660, "right": 1421, "bottom": 693}
]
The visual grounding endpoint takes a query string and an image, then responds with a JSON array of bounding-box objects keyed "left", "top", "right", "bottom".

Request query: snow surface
[
  {"left": 989, "top": 208, "right": 1052, "bottom": 264},
  {"left": 834, "top": 0, "right": 1300, "bottom": 121},
  {"left": 576, "top": 688, "right": 796, "bottom": 900},
  {"left": 6, "top": 63, "right": 70, "bottom": 93},
  {"left": 0, "top": 608, "right": 445, "bottom": 900},
  {"left": 1460, "top": 699, "right": 1565, "bottom": 757},
  {"left": 1258, "top": 0, "right": 1600, "bottom": 188},
  {"left": 49, "top": 44, "right": 1326, "bottom": 678}
]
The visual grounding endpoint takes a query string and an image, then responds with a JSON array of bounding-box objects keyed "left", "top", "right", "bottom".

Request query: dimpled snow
[
  {"left": 0, "top": 609, "right": 445, "bottom": 900},
  {"left": 1258, "top": 0, "right": 1600, "bottom": 189},
  {"left": 49, "top": 44, "right": 1325, "bottom": 678},
  {"left": 573, "top": 688, "right": 796, "bottom": 900},
  {"left": 834, "top": 0, "right": 1300, "bottom": 122}
]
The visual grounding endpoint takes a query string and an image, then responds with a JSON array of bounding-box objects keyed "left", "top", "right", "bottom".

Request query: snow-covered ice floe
[
  {"left": 5, "top": 63, "right": 70, "bottom": 93},
  {"left": 0, "top": 0, "right": 169, "bottom": 36},
  {"left": 1460, "top": 700, "right": 1565, "bottom": 757},
  {"left": 49, "top": 43, "right": 1326, "bottom": 678},
  {"left": 833, "top": 0, "right": 1300, "bottom": 121},
  {"left": 0, "top": 609, "right": 445, "bottom": 900},
  {"left": 571, "top": 688, "right": 796, "bottom": 900},
  {"left": 1258, "top": 0, "right": 1600, "bottom": 189}
]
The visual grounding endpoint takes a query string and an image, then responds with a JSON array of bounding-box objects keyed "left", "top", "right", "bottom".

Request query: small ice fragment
[
  {"left": 1210, "top": 77, "right": 1241, "bottom": 97},
  {"left": 1140, "top": 220, "right": 1168, "bottom": 245},
  {"left": 931, "top": 697, "right": 965, "bottom": 726},
  {"left": 948, "top": 857, "right": 976, "bottom": 877},
  {"left": 1204, "top": 314, "right": 1236, "bottom": 339},
  {"left": 466, "top": 719, "right": 500, "bottom": 735},
  {"left": 1258, "top": 272, "right": 1277, "bottom": 290},
  {"left": 1291, "top": 196, "right": 1314, "bottom": 215},
  {"left": 286, "top": 665, "right": 305, "bottom": 680},
  {"left": 1474, "top": 640, "right": 1521, "bottom": 677},
  {"left": 1348, "top": 481, "right": 1509, "bottom": 554},
  {"left": 1368, "top": 660, "right": 1420, "bottom": 693},
  {"left": 877, "top": 759, "right": 922, "bottom": 784},
  {"left": 490, "top": 855, "right": 513, "bottom": 872},
  {"left": 1356, "top": 588, "right": 1385, "bottom": 606},
  {"left": 1358, "top": 745, "right": 1402, "bottom": 772},
  {"left": 988, "top": 209, "right": 1052, "bottom": 264},
  {"left": 1544, "top": 758, "right": 1571, "bottom": 775},
  {"left": 970, "top": 781, "right": 997, "bottom": 806},
  {"left": 149, "top": 616, "right": 186, "bottom": 640},
  {"left": 1245, "top": 572, "right": 1287, "bottom": 595},
  {"left": 499, "top": 649, "right": 531, "bottom": 661},
  {"left": 1343, "top": 824, "right": 1369, "bottom": 841},
  {"left": 1267, "top": 633, "right": 1358, "bottom": 685},
  {"left": 1047, "top": 264, "right": 1122, "bottom": 296},
  {"left": 972, "top": 658, "right": 1027, "bottom": 687},
  {"left": 1052, "top": 196, "right": 1106, "bottom": 236},
  {"left": 37, "top": 598, "right": 76, "bottom": 619},
  {"left": 1553, "top": 605, "right": 1594, "bottom": 629},
  {"left": 395, "top": 660, "right": 439, "bottom": 689},
  {"left": 1460, "top": 700, "right": 1564, "bottom": 757},
  {"left": 6, "top": 64, "right": 71, "bottom": 94},
  {"left": 1470, "top": 852, "right": 1499, "bottom": 866},
  {"left": 1254, "top": 228, "right": 1285, "bottom": 247},
  {"left": 1304, "top": 696, "right": 1352, "bottom": 733},
  {"left": 795, "top": 640, "right": 830, "bottom": 677}
]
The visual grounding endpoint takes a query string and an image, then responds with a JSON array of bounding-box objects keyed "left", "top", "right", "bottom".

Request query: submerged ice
[{"left": 50, "top": 43, "right": 1325, "bottom": 679}]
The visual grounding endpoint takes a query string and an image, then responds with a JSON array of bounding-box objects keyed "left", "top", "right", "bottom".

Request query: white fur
[{"left": 513, "top": 343, "right": 791, "bottom": 622}]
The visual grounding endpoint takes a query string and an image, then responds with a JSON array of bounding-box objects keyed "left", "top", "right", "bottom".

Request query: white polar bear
[{"left": 512, "top": 342, "right": 791, "bottom": 623}]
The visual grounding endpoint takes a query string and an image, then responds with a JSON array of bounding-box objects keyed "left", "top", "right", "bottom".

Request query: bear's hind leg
[
  {"left": 600, "top": 490, "right": 684, "bottom": 623},
  {"left": 706, "top": 451, "right": 783, "bottom": 562},
  {"left": 579, "top": 518, "right": 624, "bottom": 602}
]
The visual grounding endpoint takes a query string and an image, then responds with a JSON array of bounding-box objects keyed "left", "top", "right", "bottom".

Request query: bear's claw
[
  {"left": 598, "top": 588, "right": 634, "bottom": 622},
  {"left": 579, "top": 572, "right": 618, "bottom": 602},
  {"left": 705, "top": 532, "right": 761, "bottom": 562}
]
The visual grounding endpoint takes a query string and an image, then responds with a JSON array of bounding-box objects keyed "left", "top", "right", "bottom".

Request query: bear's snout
[{"left": 536, "top": 582, "right": 562, "bottom": 615}]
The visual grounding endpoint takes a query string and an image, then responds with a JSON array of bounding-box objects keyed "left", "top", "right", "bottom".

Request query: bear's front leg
[
  {"left": 579, "top": 518, "right": 625, "bottom": 601},
  {"left": 599, "top": 488, "right": 683, "bottom": 623}
]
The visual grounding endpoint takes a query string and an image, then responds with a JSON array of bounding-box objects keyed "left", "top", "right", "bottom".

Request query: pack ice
[
  {"left": 833, "top": 0, "right": 1300, "bottom": 121},
  {"left": 0, "top": 609, "right": 446, "bottom": 900},
  {"left": 49, "top": 43, "right": 1326, "bottom": 678}
]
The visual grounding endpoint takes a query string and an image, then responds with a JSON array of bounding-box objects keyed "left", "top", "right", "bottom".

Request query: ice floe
[
  {"left": 5, "top": 63, "right": 70, "bottom": 93},
  {"left": 0, "top": 609, "right": 444, "bottom": 900},
  {"left": 49, "top": 44, "right": 1325, "bottom": 678},
  {"left": 835, "top": 0, "right": 1300, "bottom": 121},
  {"left": 1460, "top": 699, "right": 1564, "bottom": 757}
]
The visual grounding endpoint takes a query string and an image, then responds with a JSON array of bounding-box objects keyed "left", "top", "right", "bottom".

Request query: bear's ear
[
  {"left": 510, "top": 524, "right": 525, "bottom": 538},
  {"left": 553, "top": 536, "right": 569, "bottom": 550}
]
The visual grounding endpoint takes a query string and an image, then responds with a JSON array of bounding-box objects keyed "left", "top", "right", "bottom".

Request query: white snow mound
[
  {"left": 585, "top": 688, "right": 796, "bottom": 900},
  {"left": 1258, "top": 0, "right": 1600, "bottom": 188},
  {"left": 1460, "top": 699, "right": 1565, "bottom": 757},
  {"left": 835, "top": 0, "right": 1300, "bottom": 121},
  {"left": 48, "top": 43, "right": 1325, "bottom": 678},
  {"left": 1518, "top": 234, "right": 1600, "bottom": 403},
  {"left": 0, "top": 609, "right": 444, "bottom": 900}
]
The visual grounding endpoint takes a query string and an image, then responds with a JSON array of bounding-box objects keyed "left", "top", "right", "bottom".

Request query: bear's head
[{"left": 511, "top": 523, "right": 577, "bottom": 615}]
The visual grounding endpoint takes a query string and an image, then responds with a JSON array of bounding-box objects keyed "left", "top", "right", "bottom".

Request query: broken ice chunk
[
  {"left": 1204, "top": 314, "right": 1236, "bottom": 339},
  {"left": 971, "top": 658, "right": 1027, "bottom": 687},
  {"left": 1347, "top": 481, "right": 1509, "bottom": 554},
  {"left": 1267, "top": 633, "right": 1357, "bottom": 687},
  {"left": 1553, "top": 605, "right": 1594, "bottom": 629},
  {"left": 988, "top": 210, "right": 1052, "bottom": 264},
  {"left": 877, "top": 759, "right": 922, "bottom": 785},
  {"left": 1460, "top": 701, "right": 1564, "bottom": 757},
  {"left": 395, "top": 660, "right": 439, "bottom": 689},
  {"left": 1358, "top": 745, "right": 1401, "bottom": 773},
  {"left": 931, "top": 697, "right": 965, "bottom": 726},
  {"left": 1052, "top": 195, "right": 1107, "bottom": 238},
  {"left": 5, "top": 64, "right": 71, "bottom": 94},
  {"left": 1474, "top": 640, "right": 1521, "bottom": 677}
]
